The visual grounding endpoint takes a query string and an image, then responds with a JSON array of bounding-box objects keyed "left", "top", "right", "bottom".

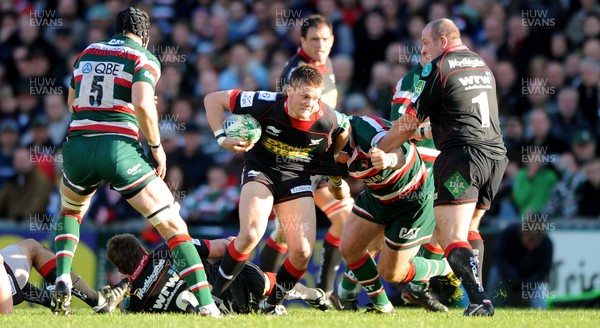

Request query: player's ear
[{"left": 440, "top": 36, "right": 449, "bottom": 48}]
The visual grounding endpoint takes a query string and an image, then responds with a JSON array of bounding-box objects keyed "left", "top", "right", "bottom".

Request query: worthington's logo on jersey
[{"left": 448, "top": 58, "right": 485, "bottom": 69}]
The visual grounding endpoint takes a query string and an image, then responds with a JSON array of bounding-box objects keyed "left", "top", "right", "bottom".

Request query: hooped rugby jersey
[
  {"left": 391, "top": 63, "right": 439, "bottom": 170},
  {"left": 68, "top": 34, "right": 161, "bottom": 140},
  {"left": 347, "top": 115, "right": 428, "bottom": 204},
  {"left": 229, "top": 90, "right": 348, "bottom": 178}
]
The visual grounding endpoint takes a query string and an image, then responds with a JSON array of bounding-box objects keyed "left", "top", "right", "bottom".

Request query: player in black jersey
[
  {"left": 0, "top": 238, "right": 122, "bottom": 314},
  {"left": 205, "top": 64, "right": 349, "bottom": 314},
  {"left": 378, "top": 19, "right": 507, "bottom": 316},
  {"left": 258, "top": 14, "right": 353, "bottom": 299},
  {"left": 105, "top": 234, "right": 330, "bottom": 314}
]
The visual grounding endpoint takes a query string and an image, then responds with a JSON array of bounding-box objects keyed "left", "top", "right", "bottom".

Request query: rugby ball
[{"left": 224, "top": 114, "right": 262, "bottom": 144}]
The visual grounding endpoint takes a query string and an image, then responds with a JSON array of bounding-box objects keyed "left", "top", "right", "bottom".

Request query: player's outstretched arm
[
  {"left": 0, "top": 255, "right": 14, "bottom": 314},
  {"left": 132, "top": 81, "right": 166, "bottom": 179},
  {"left": 204, "top": 90, "right": 252, "bottom": 153},
  {"left": 378, "top": 112, "right": 421, "bottom": 153}
]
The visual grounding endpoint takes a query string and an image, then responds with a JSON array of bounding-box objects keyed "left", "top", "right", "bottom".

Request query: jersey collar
[
  {"left": 442, "top": 44, "right": 469, "bottom": 56},
  {"left": 130, "top": 254, "right": 149, "bottom": 282}
]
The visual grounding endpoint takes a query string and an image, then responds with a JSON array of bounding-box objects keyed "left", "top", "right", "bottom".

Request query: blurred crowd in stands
[{"left": 1, "top": 0, "right": 600, "bottom": 226}]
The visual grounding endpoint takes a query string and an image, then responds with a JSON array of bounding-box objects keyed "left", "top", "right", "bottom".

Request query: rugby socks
[
  {"left": 404, "top": 257, "right": 451, "bottom": 282},
  {"left": 468, "top": 231, "right": 485, "bottom": 282},
  {"left": 54, "top": 212, "right": 82, "bottom": 288},
  {"left": 38, "top": 258, "right": 99, "bottom": 306},
  {"left": 266, "top": 258, "right": 306, "bottom": 305},
  {"left": 347, "top": 253, "right": 391, "bottom": 309},
  {"left": 445, "top": 242, "right": 487, "bottom": 304},
  {"left": 212, "top": 241, "right": 250, "bottom": 297},
  {"left": 258, "top": 236, "right": 286, "bottom": 273},
  {"left": 167, "top": 234, "right": 213, "bottom": 306},
  {"left": 409, "top": 243, "right": 445, "bottom": 290},
  {"left": 316, "top": 232, "right": 342, "bottom": 294},
  {"left": 21, "top": 282, "right": 52, "bottom": 308},
  {"left": 338, "top": 267, "right": 362, "bottom": 299}
]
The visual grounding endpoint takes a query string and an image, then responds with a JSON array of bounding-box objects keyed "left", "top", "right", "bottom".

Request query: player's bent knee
[
  {"left": 378, "top": 266, "right": 407, "bottom": 283},
  {"left": 288, "top": 247, "right": 312, "bottom": 264},
  {"left": 60, "top": 189, "right": 91, "bottom": 214}
]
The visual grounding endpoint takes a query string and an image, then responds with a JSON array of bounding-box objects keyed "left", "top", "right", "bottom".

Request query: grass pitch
[{"left": 1, "top": 307, "right": 598, "bottom": 328}]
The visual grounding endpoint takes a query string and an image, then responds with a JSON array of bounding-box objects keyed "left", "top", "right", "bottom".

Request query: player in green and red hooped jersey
[{"left": 53, "top": 7, "right": 219, "bottom": 317}]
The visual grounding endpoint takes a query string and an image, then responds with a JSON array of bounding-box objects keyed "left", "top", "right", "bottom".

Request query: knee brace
[{"left": 144, "top": 200, "right": 181, "bottom": 226}]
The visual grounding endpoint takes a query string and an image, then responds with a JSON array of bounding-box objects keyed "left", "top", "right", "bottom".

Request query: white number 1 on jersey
[{"left": 471, "top": 92, "right": 490, "bottom": 128}]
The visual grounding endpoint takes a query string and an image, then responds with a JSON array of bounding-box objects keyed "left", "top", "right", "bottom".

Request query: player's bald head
[{"left": 427, "top": 18, "right": 461, "bottom": 41}]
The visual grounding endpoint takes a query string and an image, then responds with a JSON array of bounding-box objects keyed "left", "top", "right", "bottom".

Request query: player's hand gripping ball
[{"left": 224, "top": 114, "right": 262, "bottom": 145}]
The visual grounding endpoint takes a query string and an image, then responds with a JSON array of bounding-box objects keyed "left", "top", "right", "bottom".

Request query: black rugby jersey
[
  {"left": 280, "top": 48, "right": 338, "bottom": 110},
  {"left": 126, "top": 240, "right": 214, "bottom": 313},
  {"left": 407, "top": 45, "right": 506, "bottom": 159},
  {"left": 229, "top": 90, "right": 348, "bottom": 178}
]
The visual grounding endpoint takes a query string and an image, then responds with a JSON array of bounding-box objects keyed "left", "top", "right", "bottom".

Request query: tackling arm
[{"left": 377, "top": 112, "right": 421, "bottom": 153}]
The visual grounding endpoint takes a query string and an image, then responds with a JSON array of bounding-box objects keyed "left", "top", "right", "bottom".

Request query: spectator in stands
[
  {"left": 332, "top": 54, "right": 355, "bottom": 108},
  {"left": 564, "top": 53, "right": 581, "bottom": 86},
  {"left": 352, "top": 8, "right": 394, "bottom": 88},
  {"left": 550, "top": 88, "right": 590, "bottom": 145},
  {"left": 526, "top": 109, "right": 570, "bottom": 156},
  {"left": 487, "top": 223, "right": 553, "bottom": 308},
  {"left": 366, "top": 61, "right": 393, "bottom": 114},
  {"left": 545, "top": 61, "right": 567, "bottom": 92},
  {"left": 495, "top": 61, "right": 529, "bottom": 117},
  {"left": 565, "top": 1, "right": 600, "bottom": 47},
  {"left": 0, "top": 120, "right": 18, "bottom": 187},
  {"left": 43, "top": 95, "right": 71, "bottom": 147},
  {"left": 181, "top": 165, "right": 240, "bottom": 224},
  {"left": 0, "top": 147, "right": 51, "bottom": 222},
  {"left": 169, "top": 123, "right": 215, "bottom": 191},
  {"left": 582, "top": 38, "right": 600, "bottom": 62},
  {"left": 572, "top": 129, "right": 597, "bottom": 165},
  {"left": 24, "top": 115, "right": 57, "bottom": 184},
  {"left": 480, "top": 15, "right": 506, "bottom": 55},
  {"left": 513, "top": 148, "right": 559, "bottom": 216},
  {"left": 549, "top": 33, "right": 569, "bottom": 62},
  {"left": 503, "top": 115, "right": 527, "bottom": 160},
  {"left": 218, "top": 42, "right": 269, "bottom": 90},
  {"left": 543, "top": 152, "right": 586, "bottom": 219},
  {"left": 575, "top": 158, "right": 600, "bottom": 218},
  {"left": 576, "top": 58, "right": 600, "bottom": 128},
  {"left": 316, "top": 0, "right": 355, "bottom": 56}
]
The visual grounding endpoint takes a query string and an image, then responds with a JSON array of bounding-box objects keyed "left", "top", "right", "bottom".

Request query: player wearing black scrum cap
[{"left": 52, "top": 7, "right": 221, "bottom": 317}]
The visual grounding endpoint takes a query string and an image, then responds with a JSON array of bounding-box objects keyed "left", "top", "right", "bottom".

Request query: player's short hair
[
  {"left": 106, "top": 233, "right": 146, "bottom": 275},
  {"left": 288, "top": 63, "right": 324, "bottom": 89},
  {"left": 116, "top": 7, "right": 151, "bottom": 47},
  {"left": 429, "top": 18, "right": 461, "bottom": 41},
  {"left": 301, "top": 14, "right": 333, "bottom": 39}
]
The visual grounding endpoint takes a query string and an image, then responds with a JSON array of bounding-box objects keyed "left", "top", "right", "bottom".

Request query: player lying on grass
[
  {"left": 105, "top": 234, "right": 330, "bottom": 314},
  {"left": 0, "top": 238, "right": 123, "bottom": 314}
]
